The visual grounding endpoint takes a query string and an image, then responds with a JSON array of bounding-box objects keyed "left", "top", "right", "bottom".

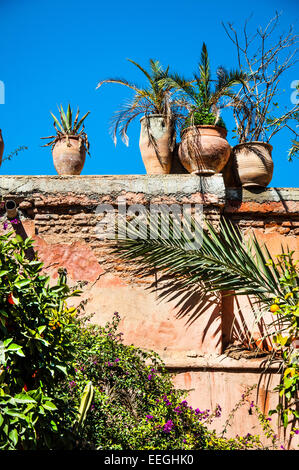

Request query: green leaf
[
  {"left": 0, "top": 270, "right": 9, "bottom": 277},
  {"left": 43, "top": 401, "right": 57, "bottom": 411},
  {"left": 9, "top": 428, "right": 18, "bottom": 447},
  {"left": 55, "top": 364, "right": 68, "bottom": 375},
  {"left": 14, "top": 279, "right": 31, "bottom": 289},
  {"left": 14, "top": 393, "right": 37, "bottom": 404},
  {"left": 50, "top": 112, "right": 64, "bottom": 132}
]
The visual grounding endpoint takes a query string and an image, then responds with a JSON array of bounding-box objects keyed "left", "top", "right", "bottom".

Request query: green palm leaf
[{"left": 114, "top": 212, "right": 294, "bottom": 308}]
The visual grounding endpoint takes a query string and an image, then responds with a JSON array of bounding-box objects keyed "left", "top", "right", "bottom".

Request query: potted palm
[
  {"left": 41, "top": 104, "right": 90, "bottom": 175},
  {"left": 96, "top": 59, "right": 186, "bottom": 174},
  {"left": 161, "top": 43, "right": 247, "bottom": 175},
  {"left": 223, "top": 14, "right": 298, "bottom": 188}
]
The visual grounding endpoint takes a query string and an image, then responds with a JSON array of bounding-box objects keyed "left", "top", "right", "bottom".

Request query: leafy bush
[
  {"left": 183, "top": 108, "right": 226, "bottom": 129},
  {"left": 0, "top": 232, "right": 283, "bottom": 450},
  {"left": 64, "top": 313, "right": 269, "bottom": 450},
  {"left": 267, "top": 254, "right": 299, "bottom": 428},
  {"left": 0, "top": 232, "right": 79, "bottom": 449}
]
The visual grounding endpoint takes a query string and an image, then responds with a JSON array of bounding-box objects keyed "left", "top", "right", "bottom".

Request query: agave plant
[
  {"left": 96, "top": 58, "right": 189, "bottom": 147},
  {"left": 41, "top": 104, "right": 90, "bottom": 154},
  {"left": 159, "top": 42, "right": 248, "bottom": 130}
]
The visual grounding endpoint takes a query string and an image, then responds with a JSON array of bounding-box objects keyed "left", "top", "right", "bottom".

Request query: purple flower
[
  {"left": 148, "top": 374, "right": 152, "bottom": 380},
  {"left": 181, "top": 400, "right": 188, "bottom": 407},
  {"left": 11, "top": 218, "right": 19, "bottom": 225},
  {"left": 163, "top": 420, "right": 174, "bottom": 433},
  {"left": 295, "top": 430, "right": 299, "bottom": 435},
  {"left": 3, "top": 222, "right": 8, "bottom": 230},
  {"left": 174, "top": 406, "right": 181, "bottom": 414},
  {"left": 280, "top": 445, "right": 285, "bottom": 450},
  {"left": 115, "top": 358, "right": 120, "bottom": 362},
  {"left": 146, "top": 415, "right": 153, "bottom": 420},
  {"left": 250, "top": 401, "right": 254, "bottom": 408},
  {"left": 215, "top": 404, "right": 222, "bottom": 417}
]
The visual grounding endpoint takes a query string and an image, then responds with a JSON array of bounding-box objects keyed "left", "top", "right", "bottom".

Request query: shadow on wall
[{"left": 145, "top": 273, "right": 274, "bottom": 355}]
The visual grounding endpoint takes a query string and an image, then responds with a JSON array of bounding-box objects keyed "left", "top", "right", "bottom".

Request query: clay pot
[
  {"left": 0, "top": 129, "right": 4, "bottom": 166},
  {"left": 178, "top": 125, "right": 231, "bottom": 175},
  {"left": 139, "top": 115, "right": 173, "bottom": 174},
  {"left": 232, "top": 142, "right": 274, "bottom": 188},
  {"left": 52, "top": 135, "right": 86, "bottom": 175}
]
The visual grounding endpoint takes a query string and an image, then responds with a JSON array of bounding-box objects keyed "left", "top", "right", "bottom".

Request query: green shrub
[
  {"left": 0, "top": 232, "right": 276, "bottom": 450},
  {"left": 0, "top": 232, "right": 79, "bottom": 449},
  {"left": 65, "top": 313, "right": 268, "bottom": 450},
  {"left": 183, "top": 108, "right": 226, "bottom": 129}
]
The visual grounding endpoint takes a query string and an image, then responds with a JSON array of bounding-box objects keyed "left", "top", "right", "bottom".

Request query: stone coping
[
  {"left": 0, "top": 174, "right": 225, "bottom": 198},
  {"left": 158, "top": 352, "right": 280, "bottom": 372},
  {"left": 0, "top": 175, "right": 298, "bottom": 213}
]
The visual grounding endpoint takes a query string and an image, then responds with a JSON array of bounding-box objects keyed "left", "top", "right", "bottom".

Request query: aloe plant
[
  {"left": 41, "top": 104, "right": 90, "bottom": 154},
  {"left": 74, "top": 381, "right": 94, "bottom": 431}
]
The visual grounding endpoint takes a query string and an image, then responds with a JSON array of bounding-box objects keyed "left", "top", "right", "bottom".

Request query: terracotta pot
[
  {"left": 52, "top": 135, "right": 86, "bottom": 175},
  {"left": 0, "top": 129, "right": 4, "bottom": 166},
  {"left": 178, "top": 125, "right": 231, "bottom": 175},
  {"left": 232, "top": 141, "right": 274, "bottom": 188},
  {"left": 139, "top": 115, "right": 173, "bottom": 174}
]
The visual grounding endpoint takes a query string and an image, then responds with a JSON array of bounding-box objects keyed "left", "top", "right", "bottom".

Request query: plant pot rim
[
  {"left": 140, "top": 114, "right": 171, "bottom": 122},
  {"left": 181, "top": 124, "right": 227, "bottom": 137},
  {"left": 233, "top": 141, "right": 273, "bottom": 151},
  {"left": 54, "top": 134, "right": 82, "bottom": 141}
]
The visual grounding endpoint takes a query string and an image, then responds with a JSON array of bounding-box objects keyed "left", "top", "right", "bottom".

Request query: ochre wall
[{"left": 1, "top": 175, "right": 298, "bottom": 447}]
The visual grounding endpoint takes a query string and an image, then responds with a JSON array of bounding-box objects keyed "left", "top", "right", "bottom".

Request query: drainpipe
[
  {"left": 5, "top": 200, "right": 18, "bottom": 220},
  {"left": 4, "top": 200, "right": 35, "bottom": 260}
]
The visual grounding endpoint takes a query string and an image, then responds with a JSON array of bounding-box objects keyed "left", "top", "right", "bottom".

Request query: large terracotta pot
[
  {"left": 139, "top": 115, "right": 173, "bottom": 174},
  {"left": 178, "top": 125, "right": 231, "bottom": 175},
  {"left": 52, "top": 135, "right": 86, "bottom": 175},
  {"left": 0, "top": 129, "right": 4, "bottom": 166},
  {"left": 232, "top": 141, "right": 274, "bottom": 188}
]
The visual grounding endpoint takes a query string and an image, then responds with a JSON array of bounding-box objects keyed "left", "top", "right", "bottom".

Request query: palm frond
[
  {"left": 96, "top": 78, "right": 143, "bottom": 95},
  {"left": 198, "top": 42, "right": 211, "bottom": 105},
  {"left": 113, "top": 212, "right": 295, "bottom": 309}
]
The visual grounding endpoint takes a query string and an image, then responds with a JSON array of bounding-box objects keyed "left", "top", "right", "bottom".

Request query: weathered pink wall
[{"left": 1, "top": 175, "right": 298, "bottom": 448}]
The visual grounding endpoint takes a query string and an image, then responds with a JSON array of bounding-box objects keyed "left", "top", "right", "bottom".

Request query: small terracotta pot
[
  {"left": 178, "top": 125, "right": 231, "bottom": 175},
  {"left": 0, "top": 129, "right": 4, "bottom": 166},
  {"left": 139, "top": 115, "right": 173, "bottom": 174},
  {"left": 232, "top": 141, "right": 274, "bottom": 188},
  {"left": 52, "top": 135, "right": 86, "bottom": 175}
]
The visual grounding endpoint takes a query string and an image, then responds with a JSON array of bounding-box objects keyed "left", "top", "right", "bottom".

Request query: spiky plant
[
  {"left": 159, "top": 42, "right": 248, "bottom": 130},
  {"left": 96, "top": 58, "right": 190, "bottom": 147},
  {"left": 41, "top": 104, "right": 91, "bottom": 154}
]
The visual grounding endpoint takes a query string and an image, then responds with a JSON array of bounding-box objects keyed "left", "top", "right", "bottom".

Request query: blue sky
[{"left": 0, "top": 0, "right": 298, "bottom": 187}]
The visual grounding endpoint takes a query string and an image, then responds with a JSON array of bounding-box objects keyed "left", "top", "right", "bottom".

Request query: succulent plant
[
  {"left": 41, "top": 104, "right": 90, "bottom": 154},
  {"left": 75, "top": 381, "right": 94, "bottom": 430}
]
